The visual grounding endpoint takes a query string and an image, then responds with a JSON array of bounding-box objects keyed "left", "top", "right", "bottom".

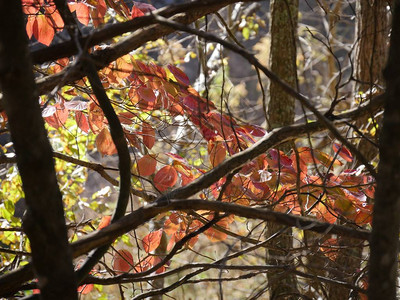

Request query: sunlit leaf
[
  {"left": 154, "top": 166, "right": 178, "bottom": 191},
  {"left": 97, "top": 215, "right": 111, "bottom": 230},
  {"left": 96, "top": 128, "right": 117, "bottom": 156},
  {"left": 137, "top": 155, "right": 157, "bottom": 177},
  {"left": 142, "top": 230, "right": 163, "bottom": 253},
  {"left": 168, "top": 65, "right": 190, "bottom": 86}
]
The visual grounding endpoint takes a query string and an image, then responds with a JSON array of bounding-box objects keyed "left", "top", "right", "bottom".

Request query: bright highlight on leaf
[{"left": 154, "top": 166, "right": 178, "bottom": 191}]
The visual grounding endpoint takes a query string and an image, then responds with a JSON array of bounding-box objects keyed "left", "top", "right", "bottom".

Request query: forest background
[{"left": 0, "top": 0, "right": 399, "bottom": 299}]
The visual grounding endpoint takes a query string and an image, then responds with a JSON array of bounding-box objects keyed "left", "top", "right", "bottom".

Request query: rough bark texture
[
  {"left": 368, "top": 1, "right": 400, "bottom": 299},
  {"left": 0, "top": 1, "right": 77, "bottom": 299},
  {"left": 267, "top": 0, "right": 298, "bottom": 131},
  {"left": 355, "top": 0, "right": 390, "bottom": 162},
  {"left": 266, "top": 0, "right": 299, "bottom": 299}
]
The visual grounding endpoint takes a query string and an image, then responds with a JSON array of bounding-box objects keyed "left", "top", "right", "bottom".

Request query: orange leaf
[
  {"left": 113, "top": 249, "right": 134, "bottom": 274},
  {"left": 96, "top": 128, "right": 117, "bottom": 156},
  {"left": 208, "top": 139, "right": 226, "bottom": 167},
  {"left": 137, "top": 155, "right": 157, "bottom": 177},
  {"left": 142, "top": 122, "right": 155, "bottom": 149},
  {"left": 131, "top": 5, "right": 144, "bottom": 19},
  {"left": 36, "top": 14, "right": 54, "bottom": 46},
  {"left": 204, "top": 227, "right": 227, "bottom": 242},
  {"left": 69, "top": 2, "right": 90, "bottom": 26},
  {"left": 97, "top": 215, "right": 111, "bottom": 230},
  {"left": 315, "top": 149, "right": 343, "bottom": 168},
  {"left": 115, "top": 55, "right": 134, "bottom": 79},
  {"left": 142, "top": 230, "right": 163, "bottom": 253},
  {"left": 163, "top": 218, "right": 180, "bottom": 236},
  {"left": 154, "top": 166, "right": 178, "bottom": 191},
  {"left": 88, "top": 101, "right": 105, "bottom": 134},
  {"left": 26, "top": 16, "right": 36, "bottom": 39}
]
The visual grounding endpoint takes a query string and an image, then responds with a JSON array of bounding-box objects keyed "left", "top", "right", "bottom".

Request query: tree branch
[
  {"left": 34, "top": 0, "right": 260, "bottom": 95},
  {"left": 0, "top": 97, "right": 380, "bottom": 297},
  {"left": 0, "top": 1, "right": 77, "bottom": 299},
  {"left": 150, "top": 13, "right": 377, "bottom": 178}
]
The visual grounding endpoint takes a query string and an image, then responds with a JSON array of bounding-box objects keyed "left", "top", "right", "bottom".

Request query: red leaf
[
  {"left": 43, "top": 104, "right": 69, "bottom": 129},
  {"left": 97, "top": 215, "right": 112, "bottom": 230},
  {"left": 333, "top": 143, "right": 353, "bottom": 162},
  {"left": 154, "top": 166, "right": 178, "bottom": 191},
  {"left": 142, "top": 230, "right": 163, "bottom": 253},
  {"left": 131, "top": 5, "right": 144, "bottom": 19},
  {"left": 96, "top": 128, "right": 117, "bottom": 156},
  {"left": 75, "top": 111, "right": 89, "bottom": 133},
  {"left": 77, "top": 284, "right": 93, "bottom": 295},
  {"left": 137, "top": 155, "right": 157, "bottom": 177},
  {"left": 113, "top": 249, "right": 134, "bottom": 274},
  {"left": 142, "top": 122, "right": 155, "bottom": 149},
  {"left": 133, "top": 2, "right": 155, "bottom": 13},
  {"left": 138, "top": 87, "right": 156, "bottom": 103},
  {"left": 168, "top": 65, "right": 190, "bottom": 86}
]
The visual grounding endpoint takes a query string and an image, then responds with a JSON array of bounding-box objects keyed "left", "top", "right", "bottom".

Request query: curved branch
[{"left": 74, "top": 55, "right": 132, "bottom": 282}]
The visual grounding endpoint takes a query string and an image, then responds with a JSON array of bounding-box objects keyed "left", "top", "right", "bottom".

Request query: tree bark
[
  {"left": 267, "top": 0, "right": 298, "bottom": 131},
  {"left": 266, "top": 0, "right": 299, "bottom": 299},
  {"left": 368, "top": 1, "right": 400, "bottom": 299},
  {"left": 0, "top": 1, "right": 77, "bottom": 299},
  {"left": 355, "top": 0, "right": 390, "bottom": 162}
]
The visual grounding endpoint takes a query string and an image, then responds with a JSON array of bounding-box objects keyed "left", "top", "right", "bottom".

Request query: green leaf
[{"left": 242, "top": 27, "right": 250, "bottom": 40}]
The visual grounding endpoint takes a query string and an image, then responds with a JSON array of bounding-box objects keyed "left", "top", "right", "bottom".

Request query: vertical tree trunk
[
  {"left": 369, "top": 1, "right": 400, "bottom": 299},
  {"left": 0, "top": 2, "right": 77, "bottom": 299},
  {"left": 266, "top": 1, "right": 299, "bottom": 298},
  {"left": 267, "top": 0, "right": 298, "bottom": 131},
  {"left": 328, "top": 2, "right": 390, "bottom": 299},
  {"left": 355, "top": 0, "right": 389, "bottom": 162}
]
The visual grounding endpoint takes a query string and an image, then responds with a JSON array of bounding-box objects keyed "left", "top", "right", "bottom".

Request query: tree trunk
[
  {"left": 355, "top": 0, "right": 390, "bottom": 163},
  {"left": 267, "top": 0, "right": 298, "bottom": 131},
  {"left": 369, "top": 1, "right": 400, "bottom": 299},
  {"left": 266, "top": 1, "right": 299, "bottom": 298},
  {"left": 0, "top": 1, "right": 77, "bottom": 299}
]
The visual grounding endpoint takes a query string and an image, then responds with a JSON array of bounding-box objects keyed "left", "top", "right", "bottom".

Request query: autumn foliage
[{"left": 0, "top": 1, "right": 379, "bottom": 299}]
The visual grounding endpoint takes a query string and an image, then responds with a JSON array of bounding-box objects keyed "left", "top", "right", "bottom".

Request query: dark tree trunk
[
  {"left": 368, "top": 1, "right": 400, "bottom": 299},
  {"left": 0, "top": 1, "right": 77, "bottom": 299}
]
